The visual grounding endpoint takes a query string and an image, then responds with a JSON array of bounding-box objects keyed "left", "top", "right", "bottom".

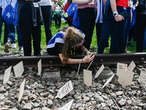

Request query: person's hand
[
  {"left": 114, "top": 14, "right": 124, "bottom": 22},
  {"left": 82, "top": 54, "right": 95, "bottom": 63}
]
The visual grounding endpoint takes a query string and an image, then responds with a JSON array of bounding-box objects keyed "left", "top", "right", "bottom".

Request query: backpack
[{"left": 2, "top": 0, "right": 18, "bottom": 26}]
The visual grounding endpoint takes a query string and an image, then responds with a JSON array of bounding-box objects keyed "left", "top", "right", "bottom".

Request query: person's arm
[
  {"left": 72, "top": 0, "right": 93, "bottom": 5},
  {"left": 110, "top": 0, "right": 124, "bottom": 22},
  {"left": 59, "top": 53, "right": 95, "bottom": 64}
]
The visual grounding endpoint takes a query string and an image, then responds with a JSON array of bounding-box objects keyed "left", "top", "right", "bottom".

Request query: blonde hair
[{"left": 62, "top": 27, "right": 84, "bottom": 62}]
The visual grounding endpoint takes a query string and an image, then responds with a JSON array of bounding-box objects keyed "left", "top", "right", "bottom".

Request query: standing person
[
  {"left": 39, "top": 0, "right": 54, "bottom": 45},
  {"left": 0, "top": 0, "right": 2, "bottom": 47},
  {"left": 109, "top": 0, "right": 131, "bottom": 53},
  {"left": 52, "top": 4, "right": 62, "bottom": 28},
  {"left": 2, "top": 0, "right": 17, "bottom": 52},
  {"left": 72, "top": 0, "right": 96, "bottom": 49},
  {"left": 18, "top": 0, "right": 41, "bottom": 56},
  {"left": 47, "top": 27, "right": 95, "bottom": 64},
  {"left": 98, "top": 0, "right": 113, "bottom": 53},
  {"left": 135, "top": 0, "right": 146, "bottom": 52},
  {"left": 96, "top": 0, "right": 104, "bottom": 51}
]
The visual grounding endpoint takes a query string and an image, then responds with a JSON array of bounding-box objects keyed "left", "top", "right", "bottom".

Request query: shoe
[
  {"left": 19, "top": 47, "right": 23, "bottom": 51},
  {"left": 11, "top": 43, "right": 16, "bottom": 48},
  {"left": 4, "top": 43, "right": 9, "bottom": 53}
]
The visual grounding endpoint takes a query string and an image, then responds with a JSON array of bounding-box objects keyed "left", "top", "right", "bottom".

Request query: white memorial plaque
[
  {"left": 95, "top": 65, "right": 104, "bottom": 79},
  {"left": 138, "top": 70, "right": 146, "bottom": 88},
  {"left": 117, "top": 68, "right": 133, "bottom": 87},
  {"left": 117, "top": 63, "right": 127, "bottom": 76},
  {"left": 56, "top": 80, "right": 73, "bottom": 99},
  {"left": 37, "top": 59, "right": 42, "bottom": 76},
  {"left": 83, "top": 69, "right": 92, "bottom": 87},
  {"left": 59, "top": 100, "right": 74, "bottom": 110},
  {"left": 18, "top": 79, "right": 26, "bottom": 102},
  {"left": 13, "top": 61, "right": 24, "bottom": 77},
  {"left": 102, "top": 73, "right": 115, "bottom": 89},
  {"left": 128, "top": 61, "right": 136, "bottom": 72},
  {"left": 3, "top": 66, "right": 12, "bottom": 84}
]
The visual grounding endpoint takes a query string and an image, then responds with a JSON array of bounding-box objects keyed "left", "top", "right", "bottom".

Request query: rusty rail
[{"left": 0, "top": 52, "right": 146, "bottom": 68}]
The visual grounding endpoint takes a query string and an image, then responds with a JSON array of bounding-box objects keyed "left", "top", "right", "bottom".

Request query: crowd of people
[{"left": 0, "top": 0, "right": 145, "bottom": 64}]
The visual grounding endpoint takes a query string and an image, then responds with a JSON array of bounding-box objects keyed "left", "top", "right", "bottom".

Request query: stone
[
  {"left": 42, "top": 107, "right": 51, "bottom": 110},
  {"left": 0, "top": 94, "right": 5, "bottom": 100},
  {"left": 10, "top": 107, "right": 18, "bottom": 110},
  {"left": 23, "top": 103, "right": 32, "bottom": 110},
  {"left": 94, "top": 93, "right": 104, "bottom": 102},
  {"left": 32, "top": 102, "right": 40, "bottom": 108},
  {"left": 47, "top": 99, "right": 53, "bottom": 105},
  {"left": 0, "top": 86, "right": 6, "bottom": 93},
  {"left": 83, "top": 96, "right": 90, "bottom": 102},
  {"left": 118, "top": 99, "right": 126, "bottom": 106},
  {"left": 116, "top": 91, "right": 123, "bottom": 96}
]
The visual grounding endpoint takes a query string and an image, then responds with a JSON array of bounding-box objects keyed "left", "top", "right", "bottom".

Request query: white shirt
[{"left": 39, "top": 0, "right": 52, "bottom": 6}]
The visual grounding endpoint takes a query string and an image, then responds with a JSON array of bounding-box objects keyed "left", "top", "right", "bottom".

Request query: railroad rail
[{"left": 1, "top": 52, "right": 146, "bottom": 68}]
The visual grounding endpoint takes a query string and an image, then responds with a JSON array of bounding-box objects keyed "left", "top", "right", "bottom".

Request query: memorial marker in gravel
[
  {"left": 83, "top": 69, "right": 92, "bottom": 87},
  {"left": 18, "top": 79, "right": 26, "bottom": 102},
  {"left": 117, "top": 62, "right": 134, "bottom": 87},
  {"left": 59, "top": 100, "right": 74, "bottom": 110},
  {"left": 138, "top": 70, "right": 146, "bottom": 88},
  {"left": 95, "top": 64, "right": 104, "bottom": 79},
  {"left": 13, "top": 61, "right": 24, "bottom": 77},
  {"left": 37, "top": 59, "right": 42, "bottom": 76},
  {"left": 128, "top": 61, "right": 136, "bottom": 72},
  {"left": 3, "top": 66, "right": 12, "bottom": 84},
  {"left": 102, "top": 72, "right": 115, "bottom": 89},
  {"left": 56, "top": 80, "right": 73, "bottom": 99}
]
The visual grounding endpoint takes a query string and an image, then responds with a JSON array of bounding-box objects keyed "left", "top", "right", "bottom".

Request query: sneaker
[
  {"left": 4, "top": 43, "right": 9, "bottom": 53},
  {"left": 11, "top": 43, "right": 16, "bottom": 48},
  {"left": 19, "top": 47, "right": 23, "bottom": 51}
]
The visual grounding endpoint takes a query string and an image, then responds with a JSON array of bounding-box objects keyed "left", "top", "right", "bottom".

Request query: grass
[{"left": 0, "top": 21, "right": 139, "bottom": 54}]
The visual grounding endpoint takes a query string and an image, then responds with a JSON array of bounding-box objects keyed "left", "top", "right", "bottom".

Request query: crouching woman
[{"left": 47, "top": 27, "right": 95, "bottom": 64}]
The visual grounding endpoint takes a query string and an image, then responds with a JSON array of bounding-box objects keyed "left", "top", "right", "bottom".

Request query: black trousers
[
  {"left": 41, "top": 6, "right": 52, "bottom": 45},
  {"left": 135, "top": 14, "right": 146, "bottom": 52},
  {"left": 110, "top": 7, "right": 131, "bottom": 53},
  {"left": 78, "top": 8, "right": 96, "bottom": 49},
  {"left": 19, "top": 2, "right": 41, "bottom": 56}
]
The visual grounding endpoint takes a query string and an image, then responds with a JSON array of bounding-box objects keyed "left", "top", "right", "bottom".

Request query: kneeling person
[{"left": 47, "top": 27, "right": 95, "bottom": 64}]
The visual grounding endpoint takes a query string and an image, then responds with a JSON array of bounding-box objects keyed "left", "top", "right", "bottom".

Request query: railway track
[{"left": 0, "top": 52, "right": 146, "bottom": 67}]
